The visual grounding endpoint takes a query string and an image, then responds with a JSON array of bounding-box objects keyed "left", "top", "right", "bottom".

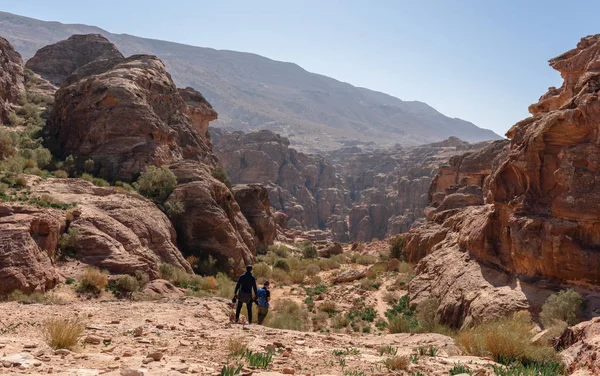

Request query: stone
[
  {"left": 334, "top": 269, "right": 366, "bottom": 284},
  {"left": 142, "top": 280, "right": 184, "bottom": 298},
  {"left": 84, "top": 335, "right": 103, "bottom": 345},
  {"left": 53, "top": 349, "right": 71, "bottom": 356},
  {"left": 282, "top": 368, "right": 295, "bottom": 374},
  {"left": 318, "top": 242, "right": 343, "bottom": 258},
  {"left": 120, "top": 370, "right": 144, "bottom": 376},
  {"left": 232, "top": 184, "right": 277, "bottom": 253},
  {"left": 134, "top": 327, "right": 144, "bottom": 337},
  {"left": 147, "top": 352, "right": 164, "bottom": 361},
  {"left": 142, "top": 358, "right": 153, "bottom": 364}
]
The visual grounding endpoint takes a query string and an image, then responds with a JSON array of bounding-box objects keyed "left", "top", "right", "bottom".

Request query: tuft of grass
[
  {"left": 44, "top": 318, "right": 85, "bottom": 350},
  {"left": 449, "top": 364, "right": 473, "bottom": 375},
  {"left": 266, "top": 299, "right": 308, "bottom": 331},
  {"left": 457, "top": 312, "right": 560, "bottom": 367},
  {"left": 383, "top": 355, "right": 409, "bottom": 371},
  {"left": 302, "top": 244, "right": 318, "bottom": 259},
  {"left": 378, "top": 345, "right": 398, "bottom": 356},
  {"left": 227, "top": 337, "right": 248, "bottom": 357},
  {"left": 159, "top": 263, "right": 190, "bottom": 287},
  {"left": 76, "top": 267, "right": 108, "bottom": 295},
  {"left": 6, "top": 290, "right": 62, "bottom": 305}
]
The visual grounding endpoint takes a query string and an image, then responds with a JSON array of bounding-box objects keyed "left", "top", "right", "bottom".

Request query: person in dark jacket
[{"left": 233, "top": 265, "right": 258, "bottom": 324}]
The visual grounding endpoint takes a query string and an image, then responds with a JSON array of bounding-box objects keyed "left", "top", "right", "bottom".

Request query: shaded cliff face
[
  {"left": 0, "top": 36, "right": 24, "bottom": 124},
  {"left": 212, "top": 130, "right": 349, "bottom": 236},
  {"left": 403, "top": 35, "right": 600, "bottom": 328}
]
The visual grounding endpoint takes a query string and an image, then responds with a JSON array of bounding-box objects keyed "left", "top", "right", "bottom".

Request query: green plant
[
  {"left": 267, "top": 244, "right": 290, "bottom": 258},
  {"left": 273, "top": 259, "right": 290, "bottom": 272},
  {"left": 318, "top": 300, "right": 338, "bottom": 316},
  {"left": 114, "top": 275, "right": 140, "bottom": 298},
  {"left": 449, "top": 364, "right": 473, "bottom": 375},
  {"left": 159, "top": 263, "right": 190, "bottom": 287},
  {"left": 220, "top": 364, "right": 243, "bottom": 376},
  {"left": 410, "top": 354, "right": 419, "bottom": 363},
  {"left": 540, "top": 289, "right": 584, "bottom": 327},
  {"left": 378, "top": 345, "right": 398, "bottom": 356},
  {"left": 211, "top": 165, "right": 232, "bottom": 188},
  {"left": 6, "top": 290, "right": 62, "bottom": 305},
  {"left": 389, "top": 235, "right": 405, "bottom": 259},
  {"left": 416, "top": 297, "right": 439, "bottom": 331},
  {"left": 388, "top": 315, "right": 412, "bottom": 334},
  {"left": 306, "top": 263, "right": 321, "bottom": 276},
  {"left": 240, "top": 349, "right": 273, "bottom": 368},
  {"left": 302, "top": 244, "right": 318, "bottom": 259},
  {"left": 135, "top": 166, "right": 177, "bottom": 202},
  {"left": 164, "top": 199, "right": 185, "bottom": 217},
  {"left": 227, "top": 337, "right": 248, "bottom": 357},
  {"left": 44, "top": 318, "right": 85, "bottom": 350},
  {"left": 490, "top": 361, "right": 565, "bottom": 376},
  {"left": 347, "top": 306, "right": 377, "bottom": 322}
]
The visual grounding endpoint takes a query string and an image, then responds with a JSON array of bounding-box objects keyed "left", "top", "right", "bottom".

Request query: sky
[{"left": 2, "top": 0, "right": 599, "bottom": 136}]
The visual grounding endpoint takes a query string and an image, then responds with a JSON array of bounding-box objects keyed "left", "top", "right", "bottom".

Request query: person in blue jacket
[{"left": 256, "top": 280, "right": 271, "bottom": 325}]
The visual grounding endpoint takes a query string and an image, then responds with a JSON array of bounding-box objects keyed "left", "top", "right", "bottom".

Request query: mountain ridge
[{"left": 0, "top": 11, "right": 503, "bottom": 151}]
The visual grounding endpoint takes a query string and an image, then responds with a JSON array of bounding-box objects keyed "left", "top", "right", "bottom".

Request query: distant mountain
[{"left": 0, "top": 11, "right": 503, "bottom": 152}]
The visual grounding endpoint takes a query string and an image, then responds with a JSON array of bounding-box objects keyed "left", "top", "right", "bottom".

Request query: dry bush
[
  {"left": 318, "top": 258, "right": 341, "bottom": 271},
  {"left": 115, "top": 275, "right": 140, "bottom": 297},
  {"left": 54, "top": 170, "right": 68, "bottom": 178},
  {"left": 318, "top": 300, "right": 337, "bottom": 314},
  {"left": 398, "top": 262, "right": 413, "bottom": 274},
  {"left": 389, "top": 235, "right": 405, "bottom": 260},
  {"left": 44, "top": 318, "right": 85, "bottom": 350},
  {"left": 312, "top": 311, "right": 329, "bottom": 331},
  {"left": 384, "top": 292, "right": 400, "bottom": 305},
  {"left": 214, "top": 273, "right": 235, "bottom": 298},
  {"left": 290, "top": 271, "right": 306, "bottom": 284},
  {"left": 6, "top": 290, "right": 63, "bottom": 305},
  {"left": 77, "top": 267, "right": 108, "bottom": 295},
  {"left": 227, "top": 337, "right": 248, "bottom": 357},
  {"left": 331, "top": 313, "right": 351, "bottom": 329},
  {"left": 253, "top": 262, "right": 272, "bottom": 279},
  {"left": 185, "top": 255, "right": 200, "bottom": 269},
  {"left": 457, "top": 311, "right": 558, "bottom": 365},
  {"left": 159, "top": 263, "right": 190, "bottom": 287},
  {"left": 356, "top": 254, "right": 377, "bottom": 265},
  {"left": 268, "top": 244, "right": 291, "bottom": 258},
  {"left": 302, "top": 244, "right": 318, "bottom": 259},
  {"left": 273, "top": 259, "right": 290, "bottom": 272},
  {"left": 190, "top": 275, "right": 218, "bottom": 292},
  {"left": 416, "top": 297, "right": 439, "bottom": 331},
  {"left": 388, "top": 315, "right": 412, "bottom": 334},
  {"left": 306, "top": 264, "right": 320, "bottom": 276},
  {"left": 271, "top": 268, "right": 290, "bottom": 285},
  {"left": 540, "top": 289, "right": 584, "bottom": 327},
  {"left": 267, "top": 299, "right": 308, "bottom": 331},
  {"left": 384, "top": 355, "right": 410, "bottom": 371}
]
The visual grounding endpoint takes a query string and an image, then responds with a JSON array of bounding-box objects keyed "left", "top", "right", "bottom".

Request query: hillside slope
[{"left": 0, "top": 11, "right": 502, "bottom": 151}]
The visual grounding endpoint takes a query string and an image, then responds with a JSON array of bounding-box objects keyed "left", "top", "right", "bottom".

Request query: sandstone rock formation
[
  {"left": 0, "top": 176, "right": 192, "bottom": 295},
  {"left": 232, "top": 184, "right": 276, "bottom": 253},
  {"left": 212, "top": 130, "right": 348, "bottom": 235},
  {"left": 0, "top": 36, "right": 24, "bottom": 124},
  {"left": 403, "top": 35, "right": 600, "bottom": 328},
  {"left": 25, "top": 34, "right": 124, "bottom": 85},
  {"left": 34, "top": 35, "right": 257, "bottom": 268},
  {"left": 47, "top": 54, "right": 216, "bottom": 181}
]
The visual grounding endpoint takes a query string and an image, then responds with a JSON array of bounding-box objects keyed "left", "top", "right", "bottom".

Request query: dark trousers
[
  {"left": 235, "top": 292, "right": 253, "bottom": 324},
  {"left": 257, "top": 306, "right": 269, "bottom": 325}
]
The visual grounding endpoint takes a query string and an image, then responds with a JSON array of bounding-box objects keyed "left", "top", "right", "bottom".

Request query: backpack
[{"left": 257, "top": 288, "right": 269, "bottom": 307}]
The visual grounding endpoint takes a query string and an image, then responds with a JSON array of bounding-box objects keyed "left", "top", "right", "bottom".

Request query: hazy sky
[{"left": 2, "top": 0, "right": 599, "bottom": 136}]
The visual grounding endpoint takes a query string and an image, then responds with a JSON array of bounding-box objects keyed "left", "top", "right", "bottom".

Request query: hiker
[
  {"left": 256, "top": 280, "right": 271, "bottom": 325},
  {"left": 233, "top": 265, "right": 258, "bottom": 324}
]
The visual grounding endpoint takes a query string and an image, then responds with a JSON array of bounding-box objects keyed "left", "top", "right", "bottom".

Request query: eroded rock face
[
  {"left": 48, "top": 54, "right": 216, "bottom": 181},
  {"left": 212, "top": 130, "right": 348, "bottom": 234},
  {"left": 168, "top": 162, "right": 256, "bottom": 267},
  {"left": 232, "top": 184, "right": 276, "bottom": 253},
  {"left": 0, "top": 36, "right": 24, "bottom": 124},
  {"left": 25, "top": 34, "right": 124, "bottom": 85},
  {"left": 0, "top": 176, "right": 192, "bottom": 295},
  {"left": 404, "top": 35, "right": 600, "bottom": 328}
]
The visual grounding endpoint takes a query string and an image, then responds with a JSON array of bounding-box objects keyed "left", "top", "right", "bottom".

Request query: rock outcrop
[
  {"left": 403, "top": 35, "right": 600, "bottom": 328},
  {"left": 25, "top": 34, "right": 124, "bottom": 85},
  {"left": 212, "top": 130, "right": 349, "bottom": 235},
  {"left": 36, "top": 35, "right": 256, "bottom": 268},
  {"left": 0, "top": 36, "right": 24, "bottom": 124},
  {"left": 232, "top": 184, "right": 276, "bottom": 253},
  {"left": 0, "top": 176, "right": 192, "bottom": 295},
  {"left": 47, "top": 54, "right": 216, "bottom": 181}
]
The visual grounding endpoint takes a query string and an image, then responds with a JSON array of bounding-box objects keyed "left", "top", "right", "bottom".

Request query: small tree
[
  {"left": 211, "top": 165, "right": 232, "bottom": 189},
  {"left": 389, "top": 235, "right": 405, "bottom": 260},
  {"left": 540, "top": 289, "right": 585, "bottom": 327},
  {"left": 135, "top": 166, "right": 177, "bottom": 202}
]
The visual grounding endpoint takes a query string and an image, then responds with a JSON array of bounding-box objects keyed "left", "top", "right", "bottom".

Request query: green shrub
[
  {"left": 306, "top": 264, "right": 320, "bottom": 276},
  {"left": 389, "top": 235, "right": 405, "bottom": 260},
  {"left": 59, "top": 228, "right": 80, "bottom": 258},
  {"left": 115, "top": 275, "right": 140, "bottom": 298},
  {"left": 273, "top": 259, "right": 290, "bottom": 272},
  {"left": 416, "top": 297, "right": 439, "bottom": 332},
  {"left": 312, "top": 311, "right": 329, "bottom": 331},
  {"left": 211, "top": 165, "right": 232, "bottom": 189},
  {"left": 164, "top": 199, "right": 185, "bottom": 217},
  {"left": 388, "top": 315, "right": 412, "bottom": 333},
  {"left": 302, "top": 244, "right": 318, "bottom": 259},
  {"left": 253, "top": 262, "right": 272, "bottom": 279},
  {"left": 84, "top": 159, "right": 95, "bottom": 173},
  {"left": 331, "top": 313, "right": 351, "bottom": 329},
  {"left": 136, "top": 166, "right": 177, "bottom": 202},
  {"left": 76, "top": 267, "right": 108, "bottom": 295},
  {"left": 266, "top": 299, "right": 308, "bottom": 331},
  {"left": 54, "top": 170, "right": 68, "bottom": 178},
  {"left": 540, "top": 289, "right": 584, "bottom": 327},
  {"left": 158, "top": 263, "right": 190, "bottom": 287},
  {"left": 267, "top": 244, "right": 290, "bottom": 258},
  {"left": 356, "top": 254, "right": 377, "bottom": 265}
]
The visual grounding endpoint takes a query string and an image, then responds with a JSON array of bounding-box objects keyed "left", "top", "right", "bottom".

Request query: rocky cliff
[
  {"left": 0, "top": 36, "right": 23, "bottom": 124},
  {"left": 403, "top": 35, "right": 600, "bottom": 328}
]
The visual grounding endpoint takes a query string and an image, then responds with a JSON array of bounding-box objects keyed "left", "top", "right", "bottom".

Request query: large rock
[
  {"left": 404, "top": 34, "right": 600, "bottom": 328},
  {"left": 0, "top": 36, "right": 24, "bottom": 124},
  {"left": 168, "top": 162, "right": 256, "bottom": 268},
  {"left": 25, "top": 34, "right": 124, "bottom": 85},
  {"left": 0, "top": 176, "right": 192, "bottom": 295},
  {"left": 47, "top": 53, "right": 216, "bottom": 181},
  {"left": 232, "top": 184, "right": 276, "bottom": 253}
]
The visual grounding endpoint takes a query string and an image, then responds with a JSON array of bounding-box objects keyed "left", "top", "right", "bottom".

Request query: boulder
[
  {"left": 334, "top": 269, "right": 366, "bottom": 284},
  {"left": 0, "top": 36, "right": 24, "bottom": 124},
  {"left": 232, "top": 184, "right": 276, "bottom": 253},
  {"left": 25, "top": 34, "right": 124, "bottom": 85},
  {"left": 318, "top": 242, "right": 343, "bottom": 258},
  {"left": 142, "top": 279, "right": 183, "bottom": 297}
]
